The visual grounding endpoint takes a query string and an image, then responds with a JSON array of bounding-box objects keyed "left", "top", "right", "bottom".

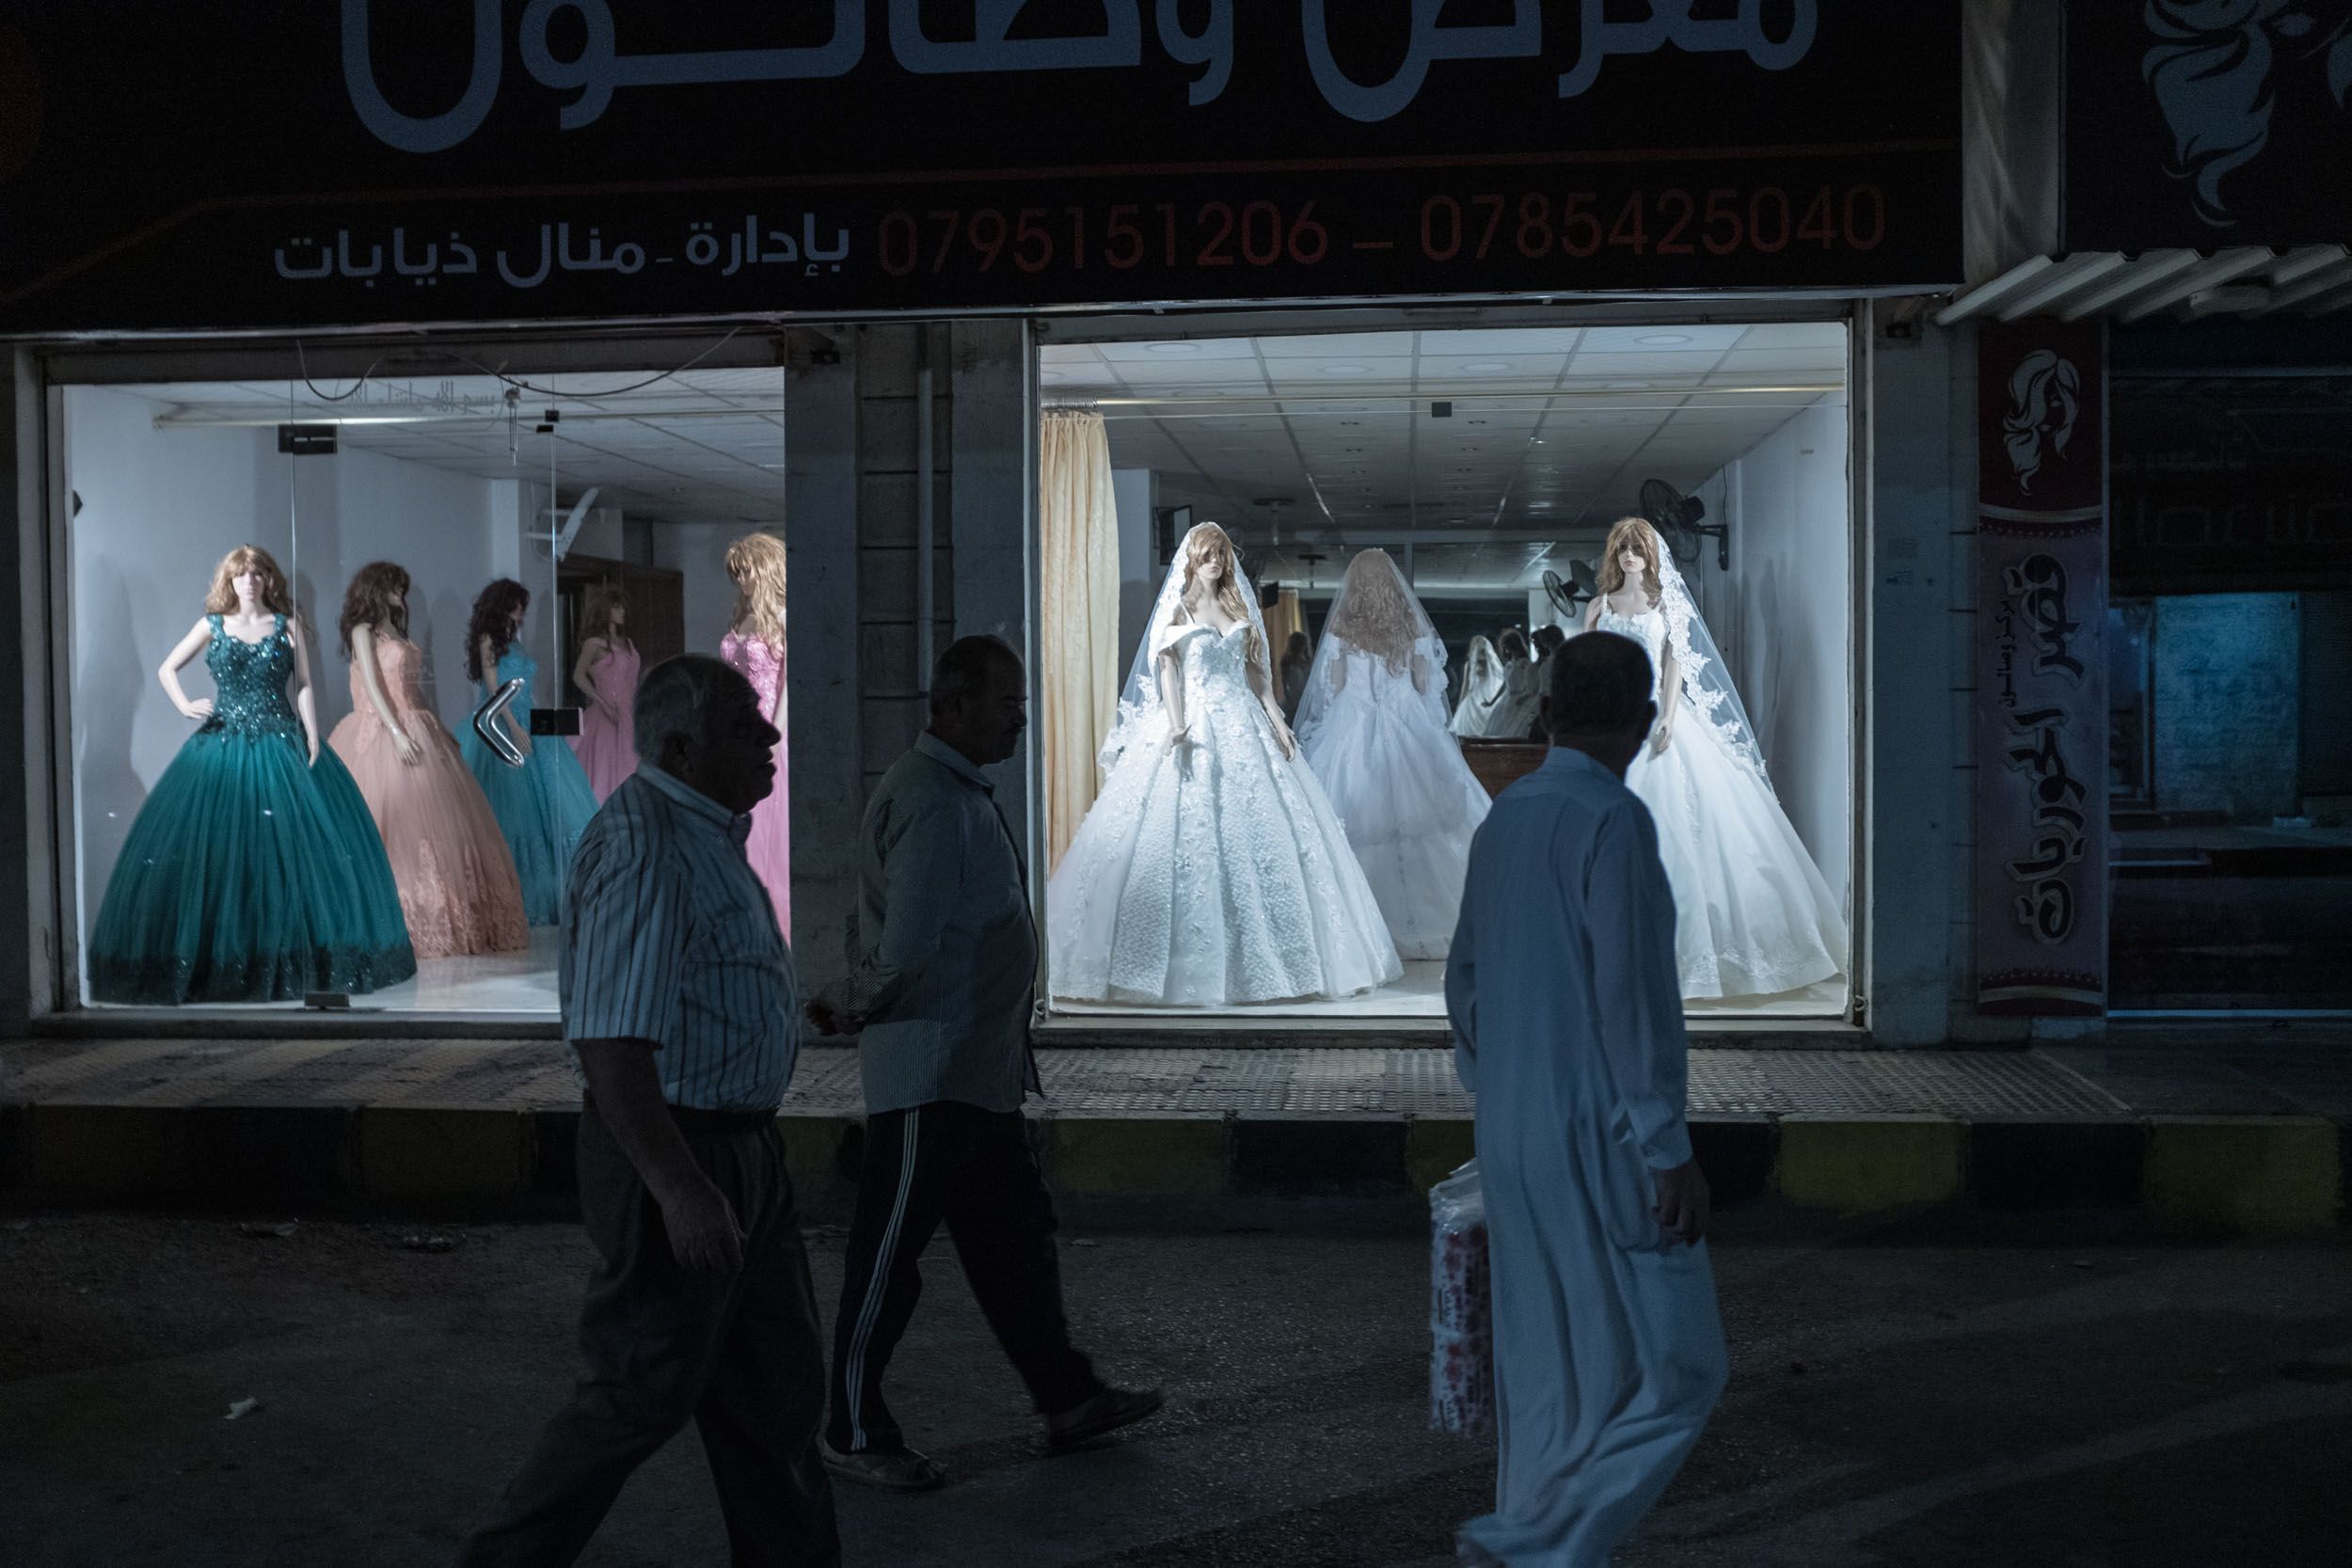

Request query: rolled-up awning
[{"left": 1935, "top": 246, "right": 2352, "bottom": 326}]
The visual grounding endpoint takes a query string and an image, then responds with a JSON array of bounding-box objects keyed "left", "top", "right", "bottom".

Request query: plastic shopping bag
[{"left": 1429, "top": 1158, "right": 1493, "bottom": 1435}]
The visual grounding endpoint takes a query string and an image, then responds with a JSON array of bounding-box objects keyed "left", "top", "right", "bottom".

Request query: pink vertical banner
[{"left": 1976, "top": 318, "right": 2108, "bottom": 1016}]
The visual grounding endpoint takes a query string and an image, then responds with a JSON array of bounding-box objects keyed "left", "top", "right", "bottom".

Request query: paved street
[{"left": 3, "top": 1205, "right": 2347, "bottom": 1567}]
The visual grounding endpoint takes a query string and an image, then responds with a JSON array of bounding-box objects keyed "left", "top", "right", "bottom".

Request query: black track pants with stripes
[{"left": 827, "top": 1101, "right": 1101, "bottom": 1453}]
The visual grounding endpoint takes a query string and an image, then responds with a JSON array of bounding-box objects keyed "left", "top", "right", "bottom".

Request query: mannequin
[
  {"left": 1449, "top": 635, "right": 1505, "bottom": 736},
  {"left": 1584, "top": 517, "right": 1847, "bottom": 1000},
  {"left": 1489, "top": 627, "right": 1542, "bottom": 739},
  {"left": 87, "top": 545, "right": 416, "bottom": 1004},
  {"left": 460, "top": 578, "right": 599, "bottom": 926},
  {"left": 1048, "top": 522, "right": 1401, "bottom": 1006},
  {"left": 327, "top": 562, "right": 528, "bottom": 959},
  {"left": 721, "top": 531, "right": 791, "bottom": 936},
  {"left": 568, "top": 579, "right": 640, "bottom": 801},
  {"left": 1295, "top": 549, "right": 1491, "bottom": 959}
]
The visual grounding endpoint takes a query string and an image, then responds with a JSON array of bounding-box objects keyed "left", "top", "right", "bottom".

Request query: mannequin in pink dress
[
  {"left": 722, "top": 531, "right": 790, "bottom": 939},
  {"left": 326, "top": 562, "right": 529, "bottom": 959},
  {"left": 567, "top": 580, "right": 640, "bottom": 802}
]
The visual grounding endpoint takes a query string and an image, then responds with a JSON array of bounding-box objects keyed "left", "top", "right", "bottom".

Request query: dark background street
[{"left": 3, "top": 1205, "right": 2345, "bottom": 1567}]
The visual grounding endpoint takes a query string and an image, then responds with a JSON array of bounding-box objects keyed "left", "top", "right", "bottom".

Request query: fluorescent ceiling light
[
  {"left": 1146, "top": 341, "right": 1202, "bottom": 354},
  {"left": 1607, "top": 381, "right": 1654, "bottom": 389},
  {"left": 1320, "top": 364, "right": 1374, "bottom": 376},
  {"left": 1636, "top": 333, "right": 1692, "bottom": 345},
  {"left": 1461, "top": 361, "right": 1513, "bottom": 373}
]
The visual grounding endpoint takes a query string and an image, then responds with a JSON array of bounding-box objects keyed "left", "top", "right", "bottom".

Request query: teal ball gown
[
  {"left": 87, "top": 615, "right": 418, "bottom": 1005},
  {"left": 462, "top": 644, "right": 599, "bottom": 926}
]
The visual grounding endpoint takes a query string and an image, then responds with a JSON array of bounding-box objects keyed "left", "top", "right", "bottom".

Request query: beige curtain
[{"left": 1040, "top": 408, "right": 1120, "bottom": 873}]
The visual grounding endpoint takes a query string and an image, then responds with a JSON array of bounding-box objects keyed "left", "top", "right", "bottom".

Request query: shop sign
[
  {"left": 0, "top": 3, "right": 1961, "bottom": 332},
  {"left": 2066, "top": 2, "right": 2352, "bottom": 250},
  {"left": 1975, "top": 318, "right": 2109, "bottom": 1017}
]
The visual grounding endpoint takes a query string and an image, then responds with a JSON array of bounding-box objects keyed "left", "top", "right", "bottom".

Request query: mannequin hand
[
  {"left": 1649, "top": 724, "right": 1673, "bottom": 756},
  {"left": 1166, "top": 725, "right": 1190, "bottom": 749},
  {"left": 515, "top": 730, "right": 534, "bottom": 758},
  {"left": 307, "top": 738, "right": 322, "bottom": 767},
  {"left": 181, "top": 698, "right": 215, "bottom": 721},
  {"left": 1267, "top": 707, "right": 1297, "bottom": 759},
  {"left": 394, "top": 730, "right": 424, "bottom": 766},
  {"left": 599, "top": 701, "right": 622, "bottom": 725}
]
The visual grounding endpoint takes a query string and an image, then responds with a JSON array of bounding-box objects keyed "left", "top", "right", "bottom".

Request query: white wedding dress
[
  {"left": 1050, "top": 612, "right": 1402, "bottom": 1006},
  {"left": 1597, "top": 601, "right": 1847, "bottom": 1000}
]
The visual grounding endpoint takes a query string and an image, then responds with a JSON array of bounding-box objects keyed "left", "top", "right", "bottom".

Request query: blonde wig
[
  {"left": 1325, "top": 548, "right": 1422, "bottom": 674},
  {"left": 204, "top": 545, "right": 294, "bottom": 618},
  {"left": 726, "top": 531, "right": 788, "bottom": 651},
  {"left": 1181, "top": 523, "right": 1262, "bottom": 670},
  {"left": 1598, "top": 516, "right": 1665, "bottom": 608}
]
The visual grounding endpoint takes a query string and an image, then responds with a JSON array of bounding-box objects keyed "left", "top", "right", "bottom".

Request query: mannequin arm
[
  {"left": 1582, "top": 595, "right": 1603, "bottom": 631},
  {"left": 571, "top": 637, "right": 619, "bottom": 722},
  {"left": 1247, "top": 650, "right": 1297, "bottom": 757},
  {"left": 288, "top": 620, "right": 321, "bottom": 764},
  {"left": 158, "top": 618, "right": 215, "bottom": 719},
  {"left": 353, "top": 625, "right": 420, "bottom": 763},
  {"left": 1328, "top": 656, "right": 1347, "bottom": 695},
  {"left": 1658, "top": 649, "right": 1682, "bottom": 731},
  {"left": 1157, "top": 644, "right": 1186, "bottom": 738}
]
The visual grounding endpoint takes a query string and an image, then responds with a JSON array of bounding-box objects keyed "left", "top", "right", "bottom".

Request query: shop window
[
  {"left": 1032, "top": 321, "right": 1856, "bottom": 1027},
  {"left": 57, "top": 359, "right": 787, "bottom": 1015}
]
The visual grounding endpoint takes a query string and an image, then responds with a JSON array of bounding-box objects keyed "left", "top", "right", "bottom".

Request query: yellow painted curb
[
  {"left": 1777, "top": 1116, "right": 1964, "bottom": 1211},
  {"left": 2142, "top": 1116, "right": 2341, "bottom": 1234},
  {"left": 357, "top": 1108, "right": 530, "bottom": 1201},
  {"left": 1046, "top": 1116, "right": 1227, "bottom": 1199},
  {"left": 23, "top": 1105, "right": 186, "bottom": 1195},
  {"left": 1406, "top": 1118, "right": 1476, "bottom": 1194}
]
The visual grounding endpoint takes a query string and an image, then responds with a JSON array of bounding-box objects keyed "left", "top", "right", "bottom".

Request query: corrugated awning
[{"left": 1934, "top": 246, "right": 2352, "bottom": 326}]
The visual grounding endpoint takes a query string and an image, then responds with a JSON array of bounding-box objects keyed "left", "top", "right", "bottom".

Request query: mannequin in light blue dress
[{"left": 459, "top": 579, "right": 598, "bottom": 926}]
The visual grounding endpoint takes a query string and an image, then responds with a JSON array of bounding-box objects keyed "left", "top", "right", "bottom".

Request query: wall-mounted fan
[
  {"left": 1542, "top": 560, "right": 1600, "bottom": 621},
  {"left": 1640, "top": 478, "right": 1729, "bottom": 570}
]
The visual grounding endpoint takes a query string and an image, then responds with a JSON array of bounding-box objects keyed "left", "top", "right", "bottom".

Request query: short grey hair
[
  {"left": 928, "top": 635, "right": 1022, "bottom": 715},
  {"left": 635, "top": 654, "right": 755, "bottom": 761}
]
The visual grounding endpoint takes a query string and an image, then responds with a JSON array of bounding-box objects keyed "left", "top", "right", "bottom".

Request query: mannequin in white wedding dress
[
  {"left": 1295, "top": 549, "right": 1491, "bottom": 960},
  {"left": 1582, "top": 517, "right": 1847, "bottom": 1001},
  {"left": 1048, "top": 523, "right": 1402, "bottom": 1006},
  {"left": 1449, "top": 636, "right": 1506, "bottom": 736}
]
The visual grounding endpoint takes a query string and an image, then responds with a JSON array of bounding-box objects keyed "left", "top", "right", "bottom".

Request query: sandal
[{"left": 818, "top": 1439, "right": 948, "bottom": 1492}]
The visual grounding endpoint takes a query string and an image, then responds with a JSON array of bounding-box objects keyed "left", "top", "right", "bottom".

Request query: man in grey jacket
[{"left": 809, "top": 635, "right": 1159, "bottom": 1490}]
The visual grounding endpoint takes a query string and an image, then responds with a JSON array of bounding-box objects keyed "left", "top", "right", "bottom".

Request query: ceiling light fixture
[
  {"left": 1461, "top": 361, "right": 1513, "bottom": 373},
  {"left": 1636, "top": 333, "right": 1692, "bottom": 346},
  {"left": 1146, "top": 341, "right": 1202, "bottom": 354},
  {"left": 1320, "top": 364, "right": 1374, "bottom": 376}
]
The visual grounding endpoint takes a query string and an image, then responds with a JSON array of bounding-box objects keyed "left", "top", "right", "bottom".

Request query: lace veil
[
  {"left": 1625, "top": 519, "right": 1775, "bottom": 794},
  {"left": 1294, "top": 547, "right": 1449, "bottom": 745},
  {"left": 1099, "top": 521, "right": 1273, "bottom": 774}
]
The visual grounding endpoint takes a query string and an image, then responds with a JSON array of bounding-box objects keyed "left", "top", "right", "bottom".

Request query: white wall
[
  {"left": 1688, "top": 402, "right": 1853, "bottom": 910},
  {"left": 1112, "top": 467, "right": 1156, "bottom": 669},
  {"left": 66, "top": 385, "right": 516, "bottom": 922},
  {"left": 653, "top": 520, "right": 748, "bottom": 654}
]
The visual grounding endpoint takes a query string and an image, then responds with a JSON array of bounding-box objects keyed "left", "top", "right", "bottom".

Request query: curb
[{"left": 1, "top": 1104, "right": 2343, "bottom": 1233}]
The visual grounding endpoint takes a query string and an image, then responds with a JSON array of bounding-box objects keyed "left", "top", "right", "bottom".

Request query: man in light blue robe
[{"left": 1445, "top": 630, "right": 1726, "bottom": 1568}]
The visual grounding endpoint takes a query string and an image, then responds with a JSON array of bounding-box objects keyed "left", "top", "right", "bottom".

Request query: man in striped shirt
[{"left": 458, "top": 656, "right": 839, "bottom": 1567}]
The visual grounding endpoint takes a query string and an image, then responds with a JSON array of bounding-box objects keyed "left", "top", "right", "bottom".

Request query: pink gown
[
  {"left": 570, "top": 639, "right": 640, "bottom": 802},
  {"left": 720, "top": 629, "right": 790, "bottom": 939},
  {"left": 326, "top": 637, "right": 530, "bottom": 959}
]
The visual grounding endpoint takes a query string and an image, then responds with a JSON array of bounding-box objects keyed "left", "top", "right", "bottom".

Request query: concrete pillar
[
  {"left": 786, "top": 330, "right": 862, "bottom": 979},
  {"left": 1859, "top": 303, "right": 1974, "bottom": 1047},
  {"left": 2, "top": 349, "right": 57, "bottom": 1029},
  {"left": 947, "top": 318, "right": 1036, "bottom": 849}
]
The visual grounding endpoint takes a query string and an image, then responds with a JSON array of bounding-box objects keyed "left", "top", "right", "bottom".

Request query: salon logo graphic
[
  {"left": 2001, "top": 351, "right": 2081, "bottom": 495},
  {"left": 2142, "top": 0, "right": 2352, "bottom": 227}
]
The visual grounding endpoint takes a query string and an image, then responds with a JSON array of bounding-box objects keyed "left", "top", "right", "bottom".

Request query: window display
[
  {"left": 327, "top": 562, "right": 530, "bottom": 961},
  {"left": 87, "top": 546, "right": 418, "bottom": 1004},
  {"left": 1588, "top": 518, "right": 1846, "bottom": 1001},
  {"left": 1047, "top": 522, "right": 1403, "bottom": 1006},
  {"left": 1295, "top": 549, "right": 1491, "bottom": 961}
]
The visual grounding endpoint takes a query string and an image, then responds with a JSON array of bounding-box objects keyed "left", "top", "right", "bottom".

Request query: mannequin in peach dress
[
  {"left": 567, "top": 579, "right": 640, "bottom": 802},
  {"left": 720, "top": 531, "right": 790, "bottom": 938},
  {"left": 326, "top": 562, "right": 529, "bottom": 960}
]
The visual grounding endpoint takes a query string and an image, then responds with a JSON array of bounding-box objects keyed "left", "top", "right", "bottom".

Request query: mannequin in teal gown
[
  {"left": 88, "top": 608, "right": 417, "bottom": 1005},
  {"left": 463, "top": 639, "right": 599, "bottom": 927}
]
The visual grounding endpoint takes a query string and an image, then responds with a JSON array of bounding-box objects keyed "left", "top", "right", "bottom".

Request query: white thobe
[{"left": 1445, "top": 747, "right": 1727, "bottom": 1567}]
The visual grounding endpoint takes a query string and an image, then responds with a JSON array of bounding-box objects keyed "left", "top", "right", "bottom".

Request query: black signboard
[
  {"left": 2067, "top": 2, "right": 2352, "bottom": 251},
  {"left": 0, "top": 3, "right": 1960, "bottom": 333}
]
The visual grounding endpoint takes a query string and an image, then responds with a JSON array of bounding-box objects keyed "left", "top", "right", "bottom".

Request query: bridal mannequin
[
  {"left": 1583, "top": 517, "right": 1846, "bottom": 1000},
  {"left": 1048, "top": 522, "right": 1400, "bottom": 1006}
]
